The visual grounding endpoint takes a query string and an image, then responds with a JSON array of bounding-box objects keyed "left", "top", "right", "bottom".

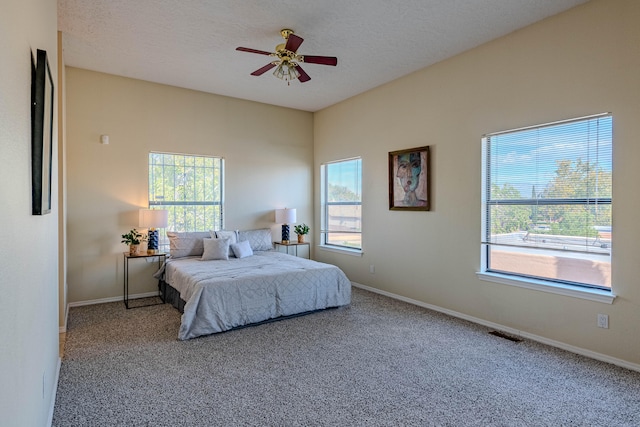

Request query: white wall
[
  {"left": 0, "top": 0, "right": 60, "bottom": 425},
  {"left": 314, "top": 0, "right": 640, "bottom": 366},
  {"left": 65, "top": 68, "right": 314, "bottom": 303}
]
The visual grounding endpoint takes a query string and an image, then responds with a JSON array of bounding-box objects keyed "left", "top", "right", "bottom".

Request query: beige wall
[
  {"left": 58, "top": 31, "right": 68, "bottom": 330},
  {"left": 314, "top": 0, "right": 640, "bottom": 365},
  {"left": 65, "top": 68, "right": 314, "bottom": 303},
  {"left": 0, "top": 0, "right": 60, "bottom": 425}
]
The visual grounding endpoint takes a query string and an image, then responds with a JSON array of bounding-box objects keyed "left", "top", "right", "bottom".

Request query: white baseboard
[
  {"left": 351, "top": 282, "right": 640, "bottom": 373},
  {"left": 47, "top": 357, "right": 61, "bottom": 427},
  {"left": 67, "top": 291, "right": 161, "bottom": 308}
]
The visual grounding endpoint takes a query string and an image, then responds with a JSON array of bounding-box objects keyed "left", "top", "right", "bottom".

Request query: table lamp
[
  {"left": 275, "top": 208, "right": 296, "bottom": 244},
  {"left": 139, "top": 209, "right": 168, "bottom": 254}
]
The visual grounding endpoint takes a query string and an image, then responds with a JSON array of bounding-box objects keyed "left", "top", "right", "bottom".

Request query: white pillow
[
  {"left": 213, "top": 230, "right": 238, "bottom": 257},
  {"left": 231, "top": 240, "right": 253, "bottom": 259},
  {"left": 201, "top": 238, "right": 230, "bottom": 261}
]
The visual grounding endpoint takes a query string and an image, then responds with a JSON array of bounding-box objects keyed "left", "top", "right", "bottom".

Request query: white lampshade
[
  {"left": 275, "top": 208, "right": 297, "bottom": 224},
  {"left": 139, "top": 209, "right": 168, "bottom": 229}
]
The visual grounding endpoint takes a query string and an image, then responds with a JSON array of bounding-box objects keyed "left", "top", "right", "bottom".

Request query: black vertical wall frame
[{"left": 31, "top": 49, "right": 54, "bottom": 215}]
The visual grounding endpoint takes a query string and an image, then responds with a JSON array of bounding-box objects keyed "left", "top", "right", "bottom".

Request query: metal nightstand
[
  {"left": 123, "top": 252, "right": 167, "bottom": 309},
  {"left": 273, "top": 241, "right": 310, "bottom": 259}
]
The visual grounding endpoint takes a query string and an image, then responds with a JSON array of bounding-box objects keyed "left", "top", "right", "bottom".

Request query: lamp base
[
  {"left": 281, "top": 224, "right": 290, "bottom": 244},
  {"left": 148, "top": 229, "right": 159, "bottom": 251}
]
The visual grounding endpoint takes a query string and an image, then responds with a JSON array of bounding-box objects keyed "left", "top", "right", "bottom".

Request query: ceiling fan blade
[
  {"left": 296, "top": 64, "right": 311, "bottom": 83},
  {"left": 236, "top": 47, "right": 273, "bottom": 56},
  {"left": 251, "top": 63, "right": 277, "bottom": 76},
  {"left": 302, "top": 55, "right": 338, "bottom": 66},
  {"left": 285, "top": 34, "right": 304, "bottom": 53}
]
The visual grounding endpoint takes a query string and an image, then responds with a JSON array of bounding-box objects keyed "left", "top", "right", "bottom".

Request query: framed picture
[
  {"left": 389, "top": 146, "right": 430, "bottom": 211},
  {"left": 31, "top": 49, "right": 54, "bottom": 215}
]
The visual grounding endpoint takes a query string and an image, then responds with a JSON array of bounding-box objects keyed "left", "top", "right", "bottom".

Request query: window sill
[
  {"left": 476, "top": 271, "right": 615, "bottom": 304},
  {"left": 317, "top": 245, "right": 363, "bottom": 257}
]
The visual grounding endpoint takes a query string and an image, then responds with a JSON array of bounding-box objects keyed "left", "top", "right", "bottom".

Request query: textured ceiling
[{"left": 58, "top": 0, "right": 589, "bottom": 112}]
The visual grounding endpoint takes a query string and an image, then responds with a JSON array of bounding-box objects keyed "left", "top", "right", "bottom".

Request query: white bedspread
[{"left": 164, "top": 251, "right": 351, "bottom": 340}]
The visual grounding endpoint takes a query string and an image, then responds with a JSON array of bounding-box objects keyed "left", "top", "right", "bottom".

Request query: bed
[{"left": 157, "top": 229, "right": 351, "bottom": 340}]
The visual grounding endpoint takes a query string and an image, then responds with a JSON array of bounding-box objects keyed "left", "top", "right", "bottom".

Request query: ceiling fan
[{"left": 236, "top": 29, "right": 337, "bottom": 84}]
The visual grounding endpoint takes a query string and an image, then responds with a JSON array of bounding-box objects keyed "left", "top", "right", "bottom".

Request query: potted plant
[
  {"left": 121, "top": 229, "right": 145, "bottom": 255},
  {"left": 293, "top": 223, "right": 310, "bottom": 243}
]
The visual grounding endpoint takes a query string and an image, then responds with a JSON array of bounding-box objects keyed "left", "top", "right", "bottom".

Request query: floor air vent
[{"left": 489, "top": 331, "right": 522, "bottom": 342}]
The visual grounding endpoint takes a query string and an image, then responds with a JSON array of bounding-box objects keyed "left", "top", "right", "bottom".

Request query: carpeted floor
[{"left": 53, "top": 288, "right": 640, "bottom": 426}]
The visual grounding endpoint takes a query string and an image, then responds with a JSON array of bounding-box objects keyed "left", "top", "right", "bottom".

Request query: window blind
[
  {"left": 321, "top": 158, "right": 362, "bottom": 250},
  {"left": 482, "top": 113, "right": 612, "bottom": 288}
]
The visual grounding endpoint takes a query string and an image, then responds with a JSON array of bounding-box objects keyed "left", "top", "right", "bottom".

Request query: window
[
  {"left": 148, "top": 152, "right": 224, "bottom": 247},
  {"left": 481, "top": 114, "right": 612, "bottom": 291},
  {"left": 321, "top": 158, "right": 362, "bottom": 251}
]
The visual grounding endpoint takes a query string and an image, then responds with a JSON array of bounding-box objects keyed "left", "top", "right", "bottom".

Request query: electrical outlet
[
  {"left": 597, "top": 314, "right": 609, "bottom": 329},
  {"left": 369, "top": 264, "right": 375, "bottom": 274}
]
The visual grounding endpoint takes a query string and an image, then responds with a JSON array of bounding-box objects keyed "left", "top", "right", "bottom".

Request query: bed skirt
[{"left": 159, "top": 279, "right": 186, "bottom": 313}]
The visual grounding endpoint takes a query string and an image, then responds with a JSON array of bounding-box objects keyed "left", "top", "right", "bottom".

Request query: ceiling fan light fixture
[
  {"left": 273, "top": 61, "right": 300, "bottom": 84},
  {"left": 237, "top": 29, "right": 336, "bottom": 84}
]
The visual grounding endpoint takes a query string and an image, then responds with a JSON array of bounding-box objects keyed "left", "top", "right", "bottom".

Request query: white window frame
[
  {"left": 478, "top": 114, "right": 615, "bottom": 304},
  {"left": 148, "top": 152, "right": 224, "bottom": 249},
  {"left": 319, "top": 157, "right": 363, "bottom": 256}
]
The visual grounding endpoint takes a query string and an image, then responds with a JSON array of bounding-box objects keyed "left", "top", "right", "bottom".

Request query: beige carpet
[{"left": 53, "top": 288, "right": 640, "bottom": 426}]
